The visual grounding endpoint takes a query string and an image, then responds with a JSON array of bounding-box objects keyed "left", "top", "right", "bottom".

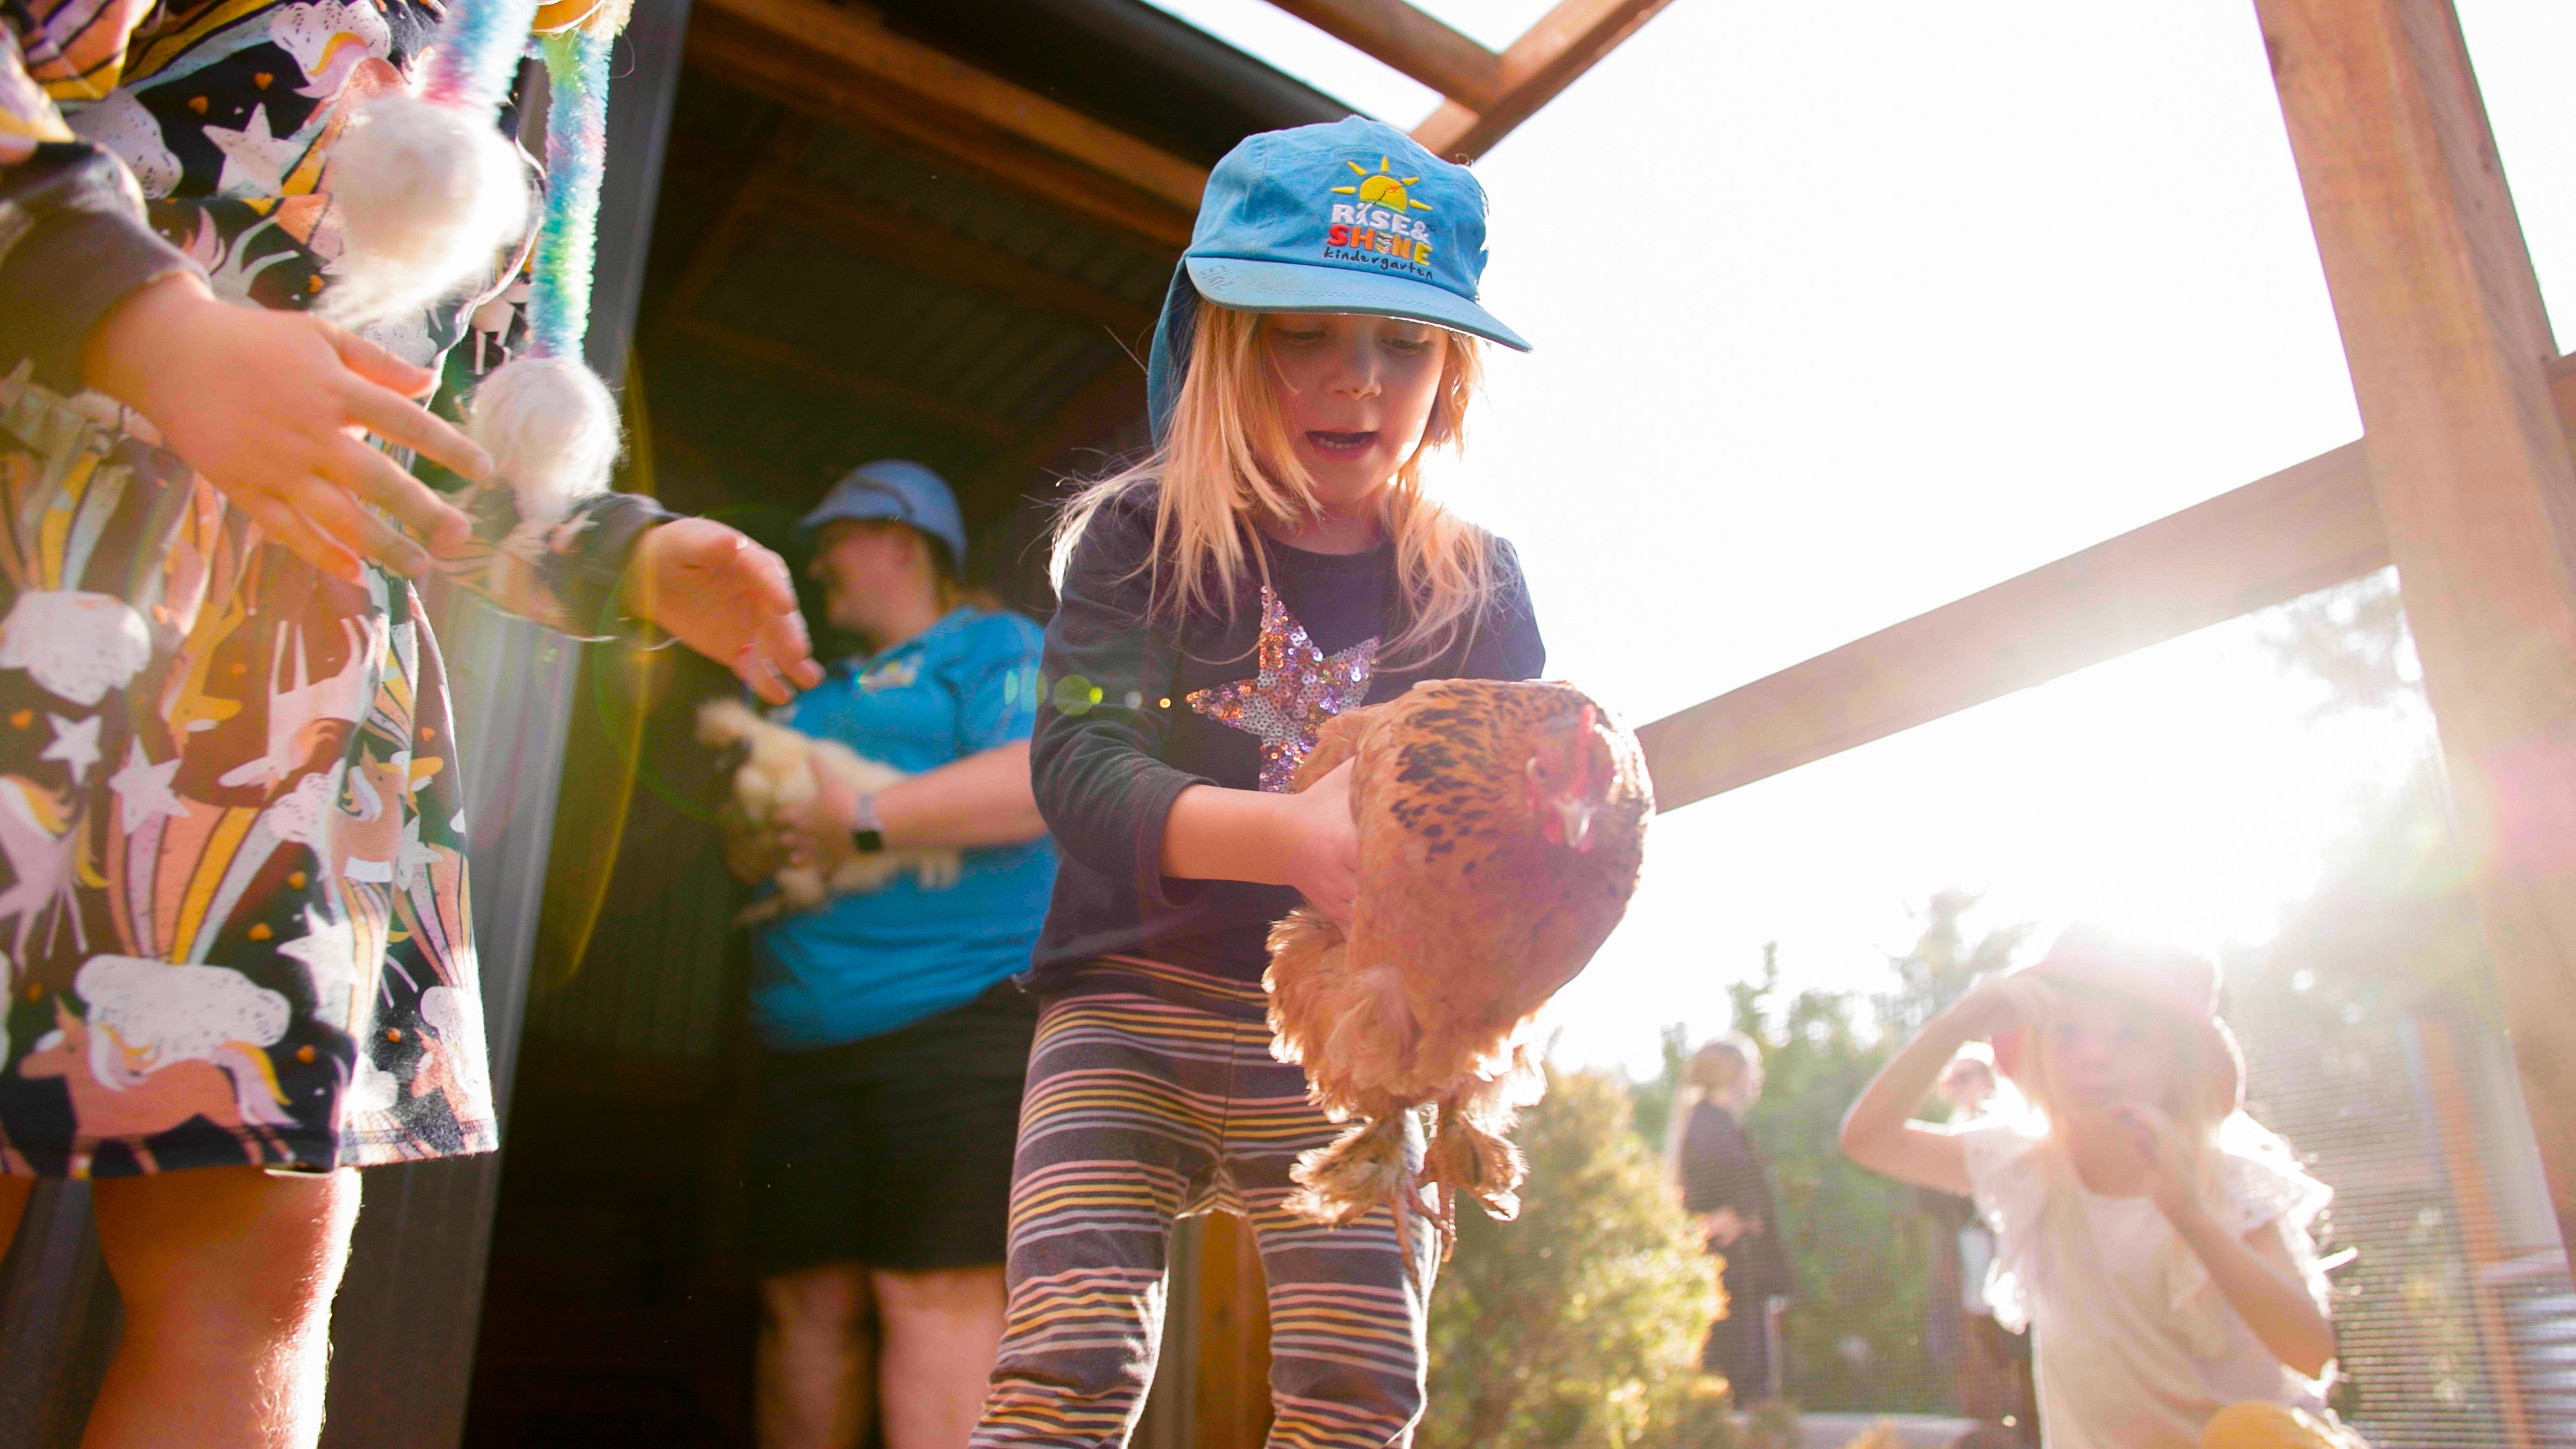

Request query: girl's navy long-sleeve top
[{"left": 1026, "top": 490, "right": 1544, "bottom": 993}]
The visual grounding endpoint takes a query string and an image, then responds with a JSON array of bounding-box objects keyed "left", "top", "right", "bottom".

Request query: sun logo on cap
[{"left": 1331, "top": 158, "right": 1433, "bottom": 214}]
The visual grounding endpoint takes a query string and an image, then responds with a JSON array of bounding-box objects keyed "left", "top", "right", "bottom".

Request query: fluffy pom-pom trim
[
  {"left": 468, "top": 356, "right": 621, "bottom": 521},
  {"left": 326, "top": 95, "right": 529, "bottom": 325}
]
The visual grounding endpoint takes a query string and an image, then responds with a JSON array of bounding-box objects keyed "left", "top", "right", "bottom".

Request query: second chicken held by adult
[{"left": 1266, "top": 677, "right": 1652, "bottom": 1258}]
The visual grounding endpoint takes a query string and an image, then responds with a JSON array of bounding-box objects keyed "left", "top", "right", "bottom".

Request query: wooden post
[
  {"left": 1189, "top": 1213, "right": 1275, "bottom": 1449},
  {"left": 2256, "top": 0, "right": 2576, "bottom": 1251}
]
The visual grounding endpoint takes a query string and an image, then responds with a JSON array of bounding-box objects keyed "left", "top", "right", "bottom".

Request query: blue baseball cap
[
  {"left": 1148, "top": 116, "right": 1528, "bottom": 439},
  {"left": 797, "top": 460, "right": 969, "bottom": 567}
]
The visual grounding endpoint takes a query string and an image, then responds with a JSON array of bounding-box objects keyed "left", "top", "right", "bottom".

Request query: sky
[{"left": 1144, "top": 0, "right": 2573, "bottom": 1077}]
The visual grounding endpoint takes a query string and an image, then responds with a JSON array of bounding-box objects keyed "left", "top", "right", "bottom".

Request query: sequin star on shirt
[{"left": 1187, "top": 586, "right": 1379, "bottom": 792}]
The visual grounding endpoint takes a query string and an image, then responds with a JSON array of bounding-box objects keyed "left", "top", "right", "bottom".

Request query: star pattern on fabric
[
  {"left": 276, "top": 906, "right": 358, "bottom": 1010},
  {"left": 109, "top": 741, "right": 186, "bottom": 831},
  {"left": 1187, "top": 586, "right": 1377, "bottom": 792},
  {"left": 203, "top": 104, "right": 293, "bottom": 197},
  {"left": 41, "top": 714, "right": 102, "bottom": 782}
]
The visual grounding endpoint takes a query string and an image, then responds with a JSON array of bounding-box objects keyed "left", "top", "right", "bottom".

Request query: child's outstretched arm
[
  {"left": 2112, "top": 1103, "right": 2337, "bottom": 1379},
  {"left": 1839, "top": 975, "right": 2033, "bottom": 1195}
]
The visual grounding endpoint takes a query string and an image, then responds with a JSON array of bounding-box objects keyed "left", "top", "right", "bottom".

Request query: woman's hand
[
  {"left": 2109, "top": 1101, "right": 2206, "bottom": 1221},
  {"left": 622, "top": 519, "right": 825, "bottom": 705},
  {"left": 80, "top": 273, "right": 483, "bottom": 584},
  {"left": 1275, "top": 759, "right": 1359, "bottom": 926}
]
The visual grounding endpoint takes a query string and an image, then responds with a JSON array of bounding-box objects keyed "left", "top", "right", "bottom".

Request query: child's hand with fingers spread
[
  {"left": 621, "top": 519, "right": 825, "bottom": 705},
  {"left": 80, "top": 272, "right": 484, "bottom": 583}
]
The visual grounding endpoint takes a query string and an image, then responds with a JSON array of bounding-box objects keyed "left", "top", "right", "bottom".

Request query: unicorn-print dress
[{"left": 0, "top": 0, "right": 663, "bottom": 1175}]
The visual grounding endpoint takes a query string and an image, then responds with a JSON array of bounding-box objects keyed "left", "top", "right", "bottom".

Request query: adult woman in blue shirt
[{"left": 727, "top": 460, "right": 1056, "bottom": 1449}]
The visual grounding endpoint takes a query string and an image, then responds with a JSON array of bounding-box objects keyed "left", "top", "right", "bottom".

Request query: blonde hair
[
  {"left": 1052, "top": 303, "right": 1496, "bottom": 665},
  {"left": 1686, "top": 1034, "right": 1763, "bottom": 1105},
  {"left": 1666, "top": 1033, "right": 1764, "bottom": 1177}
]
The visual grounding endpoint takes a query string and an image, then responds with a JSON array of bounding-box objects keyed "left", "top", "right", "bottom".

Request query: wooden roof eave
[
  {"left": 686, "top": 0, "right": 1204, "bottom": 252},
  {"left": 1258, "top": 0, "right": 1684, "bottom": 161}
]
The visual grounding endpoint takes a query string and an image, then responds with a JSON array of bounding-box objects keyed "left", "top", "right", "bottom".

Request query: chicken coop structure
[{"left": 3, "top": 0, "right": 2575, "bottom": 1445}]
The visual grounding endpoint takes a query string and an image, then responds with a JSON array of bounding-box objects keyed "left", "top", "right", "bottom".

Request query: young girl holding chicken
[
  {"left": 1841, "top": 930, "right": 2365, "bottom": 1449},
  {"left": 971, "top": 117, "right": 1542, "bottom": 1446}
]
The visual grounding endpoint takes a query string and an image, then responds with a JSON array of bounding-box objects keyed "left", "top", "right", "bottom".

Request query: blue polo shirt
[{"left": 750, "top": 607, "right": 1057, "bottom": 1051}]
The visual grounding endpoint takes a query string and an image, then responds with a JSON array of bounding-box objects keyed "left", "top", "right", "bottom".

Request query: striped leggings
[{"left": 972, "top": 959, "right": 1435, "bottom": 1448}]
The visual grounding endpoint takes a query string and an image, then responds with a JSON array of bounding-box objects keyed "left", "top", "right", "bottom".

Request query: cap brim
[
  {"left": 1184, "top": 255, "right": 1530, "bottom": 352},
  {"left": 796, "top": 497, "right": 902, "bottom": 536}
]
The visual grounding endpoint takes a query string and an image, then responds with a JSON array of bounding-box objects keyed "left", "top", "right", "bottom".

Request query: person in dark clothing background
[{"left": 1674, "top": 1034, "right": 1794, "bottom": 1403}]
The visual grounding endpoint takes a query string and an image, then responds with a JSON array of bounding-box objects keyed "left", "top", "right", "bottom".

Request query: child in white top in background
[{"left": 1839, "top": 929, "right": 2365, "bottom": 1449}]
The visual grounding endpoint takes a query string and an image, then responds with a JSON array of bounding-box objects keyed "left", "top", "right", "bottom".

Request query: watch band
[{"left": 849, "top": 792, "right": 884, "bottom": 854}]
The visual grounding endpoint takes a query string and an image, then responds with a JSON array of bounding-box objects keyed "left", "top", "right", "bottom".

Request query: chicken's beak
[{"left": 1552, "top": 796, "right": 1597, "bottom": 852}]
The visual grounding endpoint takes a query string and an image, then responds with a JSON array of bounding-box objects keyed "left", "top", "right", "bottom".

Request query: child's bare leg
[{"left": 82, "top": 1166, "right": 360, "bottom": 1449}]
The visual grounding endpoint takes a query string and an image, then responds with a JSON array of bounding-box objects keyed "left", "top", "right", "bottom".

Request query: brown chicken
[{"left": 1265, "top": 678, "right": 1652, "bottom": 1262}]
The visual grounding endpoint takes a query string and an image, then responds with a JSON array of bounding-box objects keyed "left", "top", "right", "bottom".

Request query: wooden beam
[
  {"left": 1411, "top": 0, "right": 1678, "bottom": 161},
  {"left": 1638, "top": 440, "right": 2390, "bottom": 810},
  {"left": 769, "top": 186, "right": 1159, "bottom": 338},
  {"left": 686, "top": 19, "right": 1194, "bottom": 253},
  {"left": 2256, "top": 0, "right": 2576, "bottom": 1250},
  {"left": 1263, "top": 0, "right": 1500, "bottom": 109},
  {"left": 696, "top": 0, "right": 1208, "bottom": 212}
]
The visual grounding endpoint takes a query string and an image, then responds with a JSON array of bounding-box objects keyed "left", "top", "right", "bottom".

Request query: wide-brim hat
[
  {"left": 1147, "top": 116, "right": 1529, "bottom": 440},
  {"left": 1988, "top": 927, "right": 2245, "bottom": 1115}
]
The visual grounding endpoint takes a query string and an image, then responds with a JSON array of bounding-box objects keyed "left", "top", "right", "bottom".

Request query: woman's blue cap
[
  {"left": 797, "top": 459, "right": 969, "bottom": 566},
  {"left": 1146, "top": 116, "right": 1529, "bottom": 439}
]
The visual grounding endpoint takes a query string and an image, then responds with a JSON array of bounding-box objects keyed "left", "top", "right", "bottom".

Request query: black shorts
[{"left": 746, "top": 981, "right": 1036, "bottom": 1278}]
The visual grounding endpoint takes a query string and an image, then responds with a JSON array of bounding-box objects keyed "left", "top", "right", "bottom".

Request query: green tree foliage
[
  {"left": 1628, "top": 1022, "right": 1693, "bottom": 1153},
  {"left": 1627, "top": 908, "right": 2029, "bottom": 1417},
  {"left": 1421, "top": 1067, "right": 1725, "bottom": 1448},
  {"left": 1876, "top": 890, "right": 2033, "bottom": 1039},
  {"left": 1725, "top": 954, "right": 1937, "bottom": 1414},
  {"left": 2261, "top": 570, "right": 2419, "bottom": 717}
]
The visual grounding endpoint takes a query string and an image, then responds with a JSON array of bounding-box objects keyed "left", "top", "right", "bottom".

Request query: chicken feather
[
  {"left": 1265, "top": 678, "right": 1652, "bottom": 1265},
  {"left": 697, "top": 700, "right": 962, "bottom": 926}
]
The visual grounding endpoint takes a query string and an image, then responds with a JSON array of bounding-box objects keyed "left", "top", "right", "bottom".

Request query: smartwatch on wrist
[{"left": 849, "top": 793, "right": 885, "bottom": 855}]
